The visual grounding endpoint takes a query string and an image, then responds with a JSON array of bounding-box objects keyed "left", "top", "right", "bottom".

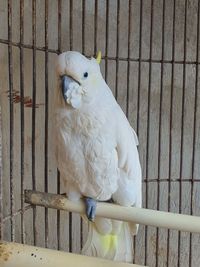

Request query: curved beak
[
  {"left": 61, "top": 75, "right": 70, "bottom": 102},
  {"left": 61, "top": 75, "right": 81, "bottom": 102}
]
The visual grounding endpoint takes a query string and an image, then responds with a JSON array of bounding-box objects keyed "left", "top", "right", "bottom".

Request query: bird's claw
[{"left": 85, "top": 197, "right": 97, "bottom": 222}]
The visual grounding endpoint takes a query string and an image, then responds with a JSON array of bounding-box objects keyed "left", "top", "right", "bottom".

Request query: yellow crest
[{"left": 96, "top": 51, "right": 101, "bottom": 64}]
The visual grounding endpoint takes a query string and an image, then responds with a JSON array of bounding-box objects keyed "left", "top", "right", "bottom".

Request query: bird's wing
[{"left": 111, "top": 104, "right": 142, "bottom": 208}]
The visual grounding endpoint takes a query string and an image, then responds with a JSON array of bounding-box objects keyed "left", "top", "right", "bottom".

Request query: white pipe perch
[
  {"left": 0, "top": 241, "right": 146, "bottom": 267},
  {"left": 25, "top": 190, "right": 200, "bottom": 233}
]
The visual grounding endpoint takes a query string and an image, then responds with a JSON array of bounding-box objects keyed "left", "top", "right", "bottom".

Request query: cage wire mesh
[{"left": 0, "top": 0, "right": 200, "bottom": 266}]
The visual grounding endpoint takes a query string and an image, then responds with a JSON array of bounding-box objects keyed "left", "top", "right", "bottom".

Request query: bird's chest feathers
[
  {"left": 56, "top": 106, "right": 118, "bottom": 200},
  {"left": 57, "top": 106, "right": 115, "bottom": 165},
  {"left": 61, "top": 107, "right": 107, "bottom": 137}
]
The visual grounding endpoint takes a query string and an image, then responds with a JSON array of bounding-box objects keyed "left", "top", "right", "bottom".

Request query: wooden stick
[
  {"left": 25, "top": 190, "right": 200, "bottom": 233},
  {"left": 0, "top": 241, "right": 145, "bottom": 267}
]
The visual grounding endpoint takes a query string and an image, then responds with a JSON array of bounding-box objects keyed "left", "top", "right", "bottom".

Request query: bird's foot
[{"left": 85, "top": 197, "right": 97, "bottom": 222}]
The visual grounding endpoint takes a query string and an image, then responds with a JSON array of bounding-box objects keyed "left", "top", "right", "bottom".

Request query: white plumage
[{"left": 55, "top": 51, "right": 142, "bottom": 263}]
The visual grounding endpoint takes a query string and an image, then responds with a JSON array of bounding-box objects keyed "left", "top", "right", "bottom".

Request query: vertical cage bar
[
  {"left": 69, "top": 0, "right": 73, "bottom": 51},
  {"left": 126, "top": 0, "right": 135, "bottom": 262},
  {"left": 136, "top": 0, "right": 143, "bottom": 136},
  {"left": 0, "top": 107, "right": 2, "bottom": 239},
  {"left": 189, "top": 1, "right": 200, "bottom": 266},
  {"left": 167, "top": 0, "right": 176, "bottom": 265},
  {"left": 80, "top": 0, "right": 86, "bottom": 249},
  {"left": 20, "top": 0, "right": 25, "bottom": 244},
  {"left": 126, "top": 0, "right": 131, "bottom": 118},
  {"left": 44, "top": 0, "right": 49, "bottom": 248},
  {"left": 58, "top": 0, "right": 61, "bottom": 54},
  {"left": 115, "top": 0, "right": 120, "bottom": 100},
  {"left": 145, "top": 0, "right": 154, "bottom": 265},
  {"left": 8, "top": 0, "right": 15, "bottom": 242},
  {"left": 135, "top": 1, "right": 143, "bottom": 261},
  {"left": 82, "top": 0, "right": 85, "bottom": 55},
  {"left": 94, "top": 0, "right": 98, "bottom": 56},
  {"left": 69, "top": 0, "right": 73, "bottom": 252},
  {"left": 32, "top": 0, "right": 37, "bottom": 246},
  {"left": 56, "top": 169, "right": 61, "bottom": 250},
  {"left": 156, "top": 0, "right": 165, "bottom": 266},
  {"left": 105, "top": 0, "right": 109, "bottom": 83},
  {"left": 57, "top": 0, "right": 62, "bottom": 251},
  {"left": 178, "top": 1, "right": 187, "bottom": 266}
]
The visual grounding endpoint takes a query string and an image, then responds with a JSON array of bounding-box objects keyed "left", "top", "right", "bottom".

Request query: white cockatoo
[{"left": 54, "top": 51, "right": 142, "bottom": 263}]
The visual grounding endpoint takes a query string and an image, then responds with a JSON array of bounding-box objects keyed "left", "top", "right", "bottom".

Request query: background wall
[{"left": 0, "top": 0, "right": 200, "bottom": 266}]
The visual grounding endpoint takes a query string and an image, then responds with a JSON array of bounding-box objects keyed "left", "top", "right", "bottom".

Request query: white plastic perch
[
  {"left": 25, "top": 190, "right": 200, "bottom": 233},
  {"left": 0, "top": 241, "right": 146, "bottom": 267}
]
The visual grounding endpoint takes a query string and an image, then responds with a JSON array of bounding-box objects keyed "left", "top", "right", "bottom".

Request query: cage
[{"left": 0, "top": 0, "right": 200, "bottom": 266}]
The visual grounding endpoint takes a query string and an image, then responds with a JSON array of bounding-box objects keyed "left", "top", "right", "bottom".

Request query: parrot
[{"left": 54, "top": 51, "right": 142, "bottom": 263}]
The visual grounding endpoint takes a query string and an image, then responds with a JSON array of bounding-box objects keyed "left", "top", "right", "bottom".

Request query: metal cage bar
[
  {"left": 19, "top": 0, "right": 25, "bottom": 244},
  {"left": 44, "top": 0, "right": 49, "bottom": 249},
  {"left": 57, "top": 0, "right": 62, "bottom": 252},
  {"left": 69, "top": 0, "right": 73, "bottom": 253},
  {"left": 31, "top": 0, "right": 37, "bottom": 246},
  {"left": 1, "top": 37, "right": 200, "bottom": 65},
  {"left": 0, "top": 108, "right": 2, "bottom": 239},
  {"left": 189, "top": 1, "right": 200, "bottom": 266},
  {"left": 178, "top": 1, "right": 188, "bottom": 266},
  {"left": 7, "top": 0, "right": 15, "bottom": 242},
  {"left": 156, "top": 0, "right": 166, "bottom": 266},
  {"left": 167, "top": 0, "right": 176, "bottom": 265}
]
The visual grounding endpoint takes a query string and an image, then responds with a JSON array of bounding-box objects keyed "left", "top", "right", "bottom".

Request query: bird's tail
[{"left": 82, "top": 218, "right": 135, "bottom": 263}]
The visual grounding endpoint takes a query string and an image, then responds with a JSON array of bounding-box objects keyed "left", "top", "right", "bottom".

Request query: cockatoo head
[{"left": 56, "top": 51, "right": 102, "bottom": 109}]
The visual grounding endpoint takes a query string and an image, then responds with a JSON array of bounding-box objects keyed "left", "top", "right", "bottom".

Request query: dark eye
[{"left": 83, "top": 72, "right": 88, "bottom": 78}]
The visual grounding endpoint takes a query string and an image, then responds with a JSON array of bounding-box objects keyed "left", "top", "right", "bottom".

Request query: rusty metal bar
[
  {"left": 0, "top": 241, "right": 145, "bottom": 267},
  {"left": 25, "top": 190, "right": 200, "bottom": 233},
  {"left": 19, "top": 0, "right": 25, "bottom": 244}
]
